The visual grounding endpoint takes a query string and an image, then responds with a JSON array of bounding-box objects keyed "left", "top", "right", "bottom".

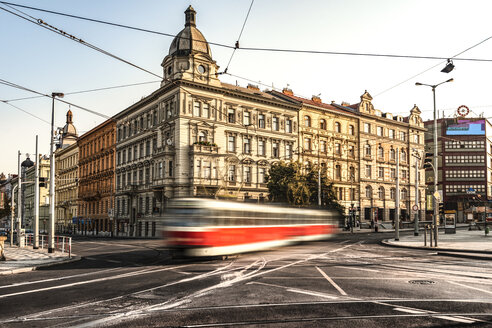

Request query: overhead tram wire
[
  {"left": 0, "top": 100, "right": 51, "bottom": 124},
  {"left": 2, "top": 1, "right": 492, "bottom": 64},
  {"left": 0, "top": 78, "right": 110, "bottom": 119},
  {"left": 4, "top": 80, "right": 161, "bottom": 103},
  {"left": 223, "top": 0, "right": 255, "bottom": 74},
  {"left": 0, "top": 4, "right": 163, "bottom": 80}
]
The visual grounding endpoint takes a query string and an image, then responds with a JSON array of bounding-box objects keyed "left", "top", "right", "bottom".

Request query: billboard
[{"left": 446, "top": 119, "right": 485, "bottom": 135}]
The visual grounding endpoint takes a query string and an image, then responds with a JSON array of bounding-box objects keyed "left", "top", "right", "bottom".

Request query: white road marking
[
  {"left": 316, "top": 266, "right": 347, "bottom": 296},
  {"left": 286, "top": 288, "right": 338, "bottom": 299},
  {"left": 434, "top": 316, "right": 477, "bottom": 324},
  {"left": 0, "top": 266, "right": 186, "bottom": 299},
  {"left": 334, "top": 265, "right": 380, "bottom": 273},
  {"left": 393, "top": 307, "right": 425, "bottom": 314},
  {"left": 448, "top": 280, "right": 492, "bottom": 295}
]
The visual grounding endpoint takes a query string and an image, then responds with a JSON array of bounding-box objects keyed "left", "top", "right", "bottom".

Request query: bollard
[
  {"left": 430, "top": 225, "right": 434, "bottom": 247},
  {"left": 61, "top": 236, "right": 65, "bottom": 253},
  {"left": 424, "top": 225, "right": 427, "bottom": 247},
  {"left": 68, "top": 237, "right": 71, "bottom": 258}
]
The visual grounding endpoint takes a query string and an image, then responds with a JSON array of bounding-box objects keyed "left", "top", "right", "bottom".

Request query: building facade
[
  {"left": 113, "top": 6, "right": 299, "bottom": 236},
  {"left": 55, "top": 110, "right": 79, "bottom": 232},
  {"left": 424, "top": 117, "right": 492, "bottom": 222},
  {"left": 339, "top": 92, "right": 426, "bottom": 222},
  {"left": 77, "top": 119, "right": 116, "bottom": 234}
]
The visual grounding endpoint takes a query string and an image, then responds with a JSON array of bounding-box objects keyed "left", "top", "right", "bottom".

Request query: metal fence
[{"left": 24, "top": 234, "right": 72, "bottom": 257}]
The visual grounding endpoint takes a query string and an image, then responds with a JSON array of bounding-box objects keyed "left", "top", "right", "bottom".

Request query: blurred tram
[{"left": 161, "top": 198, "right": 341, "bottom": 257}]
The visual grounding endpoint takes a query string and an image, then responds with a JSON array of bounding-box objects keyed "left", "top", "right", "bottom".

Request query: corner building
[{"left": 114, "top": 6, "right": 298, "bottom": 236}]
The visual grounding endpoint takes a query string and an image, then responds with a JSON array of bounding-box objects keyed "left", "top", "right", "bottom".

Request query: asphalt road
[{"left": 1, "top": 232, "right": 491, "bottom": 327}]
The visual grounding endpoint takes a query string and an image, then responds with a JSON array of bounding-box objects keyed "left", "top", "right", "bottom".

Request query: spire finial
[
  {"left": 185, "top": 5, "right": 196, "bottom": 27},
  {"left": 66, "top": 109, "right": 73, "bottom": 124}
]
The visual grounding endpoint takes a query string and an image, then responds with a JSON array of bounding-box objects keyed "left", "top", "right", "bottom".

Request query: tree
[
  {"left": 0, "top": 195, "right": 11, "bottom": 221},
  {"left": 266, "top": 161, "right": 343, "bottom": 213}
]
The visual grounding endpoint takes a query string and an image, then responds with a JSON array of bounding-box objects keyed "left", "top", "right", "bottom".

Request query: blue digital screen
[{"left": 446, "top": 119, "right": 485, "bottom": 135}]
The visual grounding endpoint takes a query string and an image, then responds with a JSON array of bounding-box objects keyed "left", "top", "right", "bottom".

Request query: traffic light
[
  {"left": 439, "top": 202, "right": 444, "bottom": 215},
  {"left": 423, "top": 152, "right": 433, "bottom": 169},
  {"left": 39, "top": 177, "right": 47, "bottom": 188}
]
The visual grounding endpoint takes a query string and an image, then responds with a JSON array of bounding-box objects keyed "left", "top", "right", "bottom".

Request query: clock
[
  {"left": 457, "top": 105, "right": 469, "bottom": 117},
  {"left": 197, "top": 65, "right": 206, "bottom": 74}
]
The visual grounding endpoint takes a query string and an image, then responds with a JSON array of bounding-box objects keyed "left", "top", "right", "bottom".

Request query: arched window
[
  {"left": 198, "top": 131, "right": 207, "bottom": 142},
  {"left": 365, "top": 185, "right": 373, "bottom": 198},
  {"left": 378, "top": 146, "right": 384, "bottom": 159},
  {"left": 365, "top": 144, "right": 372, "bottom": 156},
  {"left": 401, "top": 188, "right": 408, "bottom": 200},
  {"left": 390, "top": 148, "right": 396, "bottom": 160},
  {"left": 320, "top": 119, "right": 326, "bottom": 130},
  {"left": 304, "top": 115, "right": 311, "bottom": 127},
  {"left": 401, "top": 150, "right": 407, "bottom": 162},
  {"left": 349, "top": 125, "right": 355, "bottom": 135},
  {"left": 378, "top": 187, "right": 385, "bottom": 199},
  {"left": 335, "top": 165, "right": 341, "bottom": 180},
  {"left": 349, "top": 166, "right": 355, "bottom": 180},
  {"left": 390, "top": 188, "right": 396, "bottom": 200},
  {"left": 335, "top": 122, "right": 341, "bottom": 133}
]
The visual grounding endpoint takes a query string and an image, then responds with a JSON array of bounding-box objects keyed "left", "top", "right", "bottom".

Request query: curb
[
  {"left": 437, "top": 252, "right": 492, "bottom": 261},
  {"left": 0, "top": 255, "right": 82, "bottom": 276},
  {"left": 381, "top": 239, "right": 492, "bottom": 255}
]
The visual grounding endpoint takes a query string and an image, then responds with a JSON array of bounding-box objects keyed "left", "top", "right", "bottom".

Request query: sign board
[
  {"left": 466, "top": 188, "right": 476, "bottom": 194},
  {"left": 446, "top": 119, "right": 485, "bottom": 136},
  {"left": 433, "top": 191, "right": 441, "bottom": 202},
  {"left": 412, "top": 204, "right": 419, "bottom": 211},
  {"left": 427, "top": 195, "right": 434, "bottom": 210}
]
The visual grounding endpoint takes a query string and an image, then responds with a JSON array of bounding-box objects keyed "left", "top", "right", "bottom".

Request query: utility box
[{"left": 444, "top": 212, "right": 456, "bottom": 234}]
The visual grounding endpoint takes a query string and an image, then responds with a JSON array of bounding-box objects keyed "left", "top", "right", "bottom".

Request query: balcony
[{"left": 190, "top": 143, "right": 219, "bottom": 154}]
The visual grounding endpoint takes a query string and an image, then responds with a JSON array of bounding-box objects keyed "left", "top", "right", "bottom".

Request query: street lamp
[
  {"left": 48, "top": 92, "right": 64, "bottom": 253},
  {"left": 415, "top": 78, "right": 453, "bottom": 247}
]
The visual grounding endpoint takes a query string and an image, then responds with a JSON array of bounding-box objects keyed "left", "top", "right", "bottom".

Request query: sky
[{"left": 1, "top": 0, "right": 492, "bottom": 175}]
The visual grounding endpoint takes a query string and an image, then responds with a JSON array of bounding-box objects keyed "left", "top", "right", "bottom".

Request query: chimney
[
  {"left": 282, "top": 87, "right": 293, "bottom": 96},
  {"left": 311, "top": 95, "right": 322, "bottom": 103},
  {"left": 247, "top": 84, "right": 260, "bottom": 91},
  {"left": 341, "top": 101, "right": 350, "bottom": 106}
]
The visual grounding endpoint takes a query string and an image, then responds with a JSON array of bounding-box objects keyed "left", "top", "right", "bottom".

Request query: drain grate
[{"left": 408, "top": 280, "right": 436, "bottom": 285}]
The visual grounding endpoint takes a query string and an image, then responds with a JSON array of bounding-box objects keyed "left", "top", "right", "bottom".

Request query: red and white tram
[{"left": 161, "top": 198, "right": 341, "bottom": 257}]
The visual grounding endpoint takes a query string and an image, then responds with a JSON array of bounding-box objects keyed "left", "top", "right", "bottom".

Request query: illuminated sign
[{"left": 446, "top": 119, "right": 485, "bottom": 135}]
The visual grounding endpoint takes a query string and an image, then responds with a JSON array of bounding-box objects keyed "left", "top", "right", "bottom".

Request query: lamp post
[
  {"left": 415, "top": 78, "right": 453, "bottom": 247},
  {"left": 48, "top": 92, "right": 64, "bottom": 253}
]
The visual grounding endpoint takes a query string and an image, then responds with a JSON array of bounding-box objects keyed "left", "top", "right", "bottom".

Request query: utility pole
[
  {"left": 395, "top": 147, "right": 400, "bottom": 241},
  {"left": 17, "top": 151, "right": 22, "bottom": 247},
  {"left": 34, "top": 136, "right": 40, "bottom": 249},
  {"left": 414, "top": 152, "right": 419, "bottom": 236},
  {"left": 49, "top": 92, "right": 64, "bottom": 253},
  {"left": 10, "top": 185, "right": 17, "bottom": 247}
]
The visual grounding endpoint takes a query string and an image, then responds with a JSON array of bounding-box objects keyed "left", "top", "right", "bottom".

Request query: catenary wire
[
  {"left": 1, "top": 1, "right": 492, "bottom": 63},
  {"left": 4, "top": 80, "right": 160, "bottom": 103},
  {"left": 0, "top": 100, "right": 51, "bottom": 124},
  {"left": 223, "top": 0, "right": 255, "bottom": 74}
]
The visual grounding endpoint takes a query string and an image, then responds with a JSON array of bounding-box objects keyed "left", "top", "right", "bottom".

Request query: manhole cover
[{"left": 408, "top": 280, "right": 436, "bottom": 285}]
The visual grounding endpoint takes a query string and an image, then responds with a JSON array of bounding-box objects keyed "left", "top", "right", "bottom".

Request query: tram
[{"left": 161, "top": 198, "right": 341, "bottom": 257}]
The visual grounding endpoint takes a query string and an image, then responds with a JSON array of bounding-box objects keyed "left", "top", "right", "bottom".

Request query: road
[{"left": 1, "top": 232, "right": 491, "bottom": 327}]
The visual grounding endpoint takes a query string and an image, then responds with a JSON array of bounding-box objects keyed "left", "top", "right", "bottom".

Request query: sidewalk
[
  {"left": 0, "top": 243, "right": 79, "bottom": 275},
  {"left": 383, "top": 229, "right": 492, "bottom": 260}
]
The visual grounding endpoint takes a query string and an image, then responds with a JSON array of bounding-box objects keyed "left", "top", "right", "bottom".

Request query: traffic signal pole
[{"left": 34, "top": 135, "right": 40, "bottom": 249}]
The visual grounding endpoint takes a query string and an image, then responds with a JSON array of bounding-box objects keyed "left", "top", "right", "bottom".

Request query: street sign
[
  {"left": 433, "top": 191, "right": 441, "bottom": 202},
  {"left": 412, "top": 204, "right": 419, "bottom": 211},
  {"left": 466, "top": 188, "right": 476, "bottom": 194}
]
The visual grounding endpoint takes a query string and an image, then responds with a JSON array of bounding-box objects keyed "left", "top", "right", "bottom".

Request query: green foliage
[
  {"left": 0, "top": 196, "right": 11, "bottom": 219},
  {"left": 266, "top": 161, "right": 343, "bottom": 213},
  {"left": 193, "top": 141, "right": 217, "bottom": 147}
]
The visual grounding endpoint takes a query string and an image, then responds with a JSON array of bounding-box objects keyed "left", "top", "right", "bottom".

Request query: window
[
  {"left": 378, "top": 187, "right": 385, "bottom": 199},
  {"left": 193, "top": 101, "right": 200, "bottom": 116},
  {"left": 400, "top": 131, "right": 406, "bottom": 141},
  {"left": 401, "top": 188, "right": 408, "bottom": 200},
  {"left": 365, "top": 186, "right": 373, "bottom": 198},
  {"left": 377, "top": 126, "right": 383, "bottom": 136},
  {"left": 258, "top": 140, "right": 265, "bottom": 156},
  {"left": 378, "top": 146, "right": 384, "bottom": 159},
  {"left": 258, "top": 114, "right": 265, "bottom": 128},
  {"left": 228, "top": 165, "right": 236, "bottom": 182},
  {"left": 204, "top": 161, "right": 211, "bottom": 179},
  {"left": 349, "top": 125, "right": 355, "bottom": 135},
  {"left": 134, "top": 146, "right": 138, "bottom": 159},
  {"left": 335, "top": 165, "right": 341, "bottom": 180},
  {"left": 146, "top": 140, "right": 150, "bottom": 156},
  {"left": 228, "top": 108, "right": 236, "bottom": 123},
  {"left": 272, "top": 117, "right": 279, "bottom": 131},
  {"left": 203, "top": 103, "right": 209, "bottom": 118},
  {"left": 304, "top": 138, "right": 312, "bottom": 151},
  {"left": 320, "top": 140, "right": 326, "bottom": 153},
  {"left": 286, "top": 144, "right": 292, "bottom": 159},
  {"left": 243, "top": 111, "right": 251, "bottom": 126},
  {"left": 304, "top": 116, "right": 311, "bottom": 127},
  {"left": 414, "top": 134, "right": 420, "bottom": 143},
  {"left": 198, "top": 131, "right": 207, "bottom": 142},
  {"left": 258, "top": 167, "right": 265, "bottom": 183},
  {"left": 244, "top": 166, "right": 251, "bottom": 183},
  {"left": 401, "top": 150, "right": 406, "bottom": 162},
  {"left": 228, "top": 135, "right": 236, "bottom": 152},
  {"left": 389, "top": 129, "right": 395, "bottom": 139},
  {"left": 272, "top": 142, "right": 279, "bottom": 158},
  {"left": 158, "top": 162, "right": 163, "bottom": 178},
  {"left": 139, "top": 143, "right": 144, "bottom": 158},
  {"left": 349, "top": 145, "right": 355, "bottom": 157},
  {"left": 122, "top": 150, "right": 126, "bottom": 164},
  {"left": 390, "top": 168, "right": 396, "bottom": 179},
  {"left": 286, "top": 119, "right": 292, "bottom": 133},
  {"left": 335, "top": 143, "right": 341, "bottom": 155},
  {"left": 335, "top": 122, "right": 341, "bottom": 133},
  {"left": 390, "top": 188, "right": 396, "bottom": 200},
  {"left": 169, "top": 160, "right": 173, "bottom": 177},
  {"left": 365, "top": 165, "right": 372, "bottom": 178},
  {"left": 243, "top": 137, "right": 251, "bottom": 154},
  {"left": 390, "top": 148, "right": 396, "bottom": 161},
  {"left": 145, "top": 167, "right": 150, "bottom": 184},
  {"left": 117, "top": 151, "right": 121, "bottom": 165},
  {"left": 364, "top": 123, "right": 371, "bottom": 133},
  {"left": 365, "top": 144, "right": 372, "bottom": 157},
  {"left": 320, "top": 119, "right": 326, "bottom": 130},
  {"left": 349, "top": 166, "right": 355, "bottom": 181},
  {"left": 378, "top": 167, "right": 384, "bottom": 178}
]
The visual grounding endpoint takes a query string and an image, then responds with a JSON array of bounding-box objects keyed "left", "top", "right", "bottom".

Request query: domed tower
[
  {"left": 60, "top": 110, "right": 78, "bottom": 148},
  {"left": 161, "top": 6, "right": 220, "bottom": 87}
]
